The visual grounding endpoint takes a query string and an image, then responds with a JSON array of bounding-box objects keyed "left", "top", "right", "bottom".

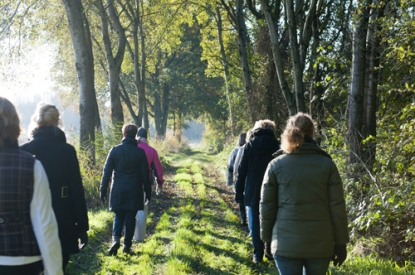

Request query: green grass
[{"left": 66, "top": 149, "right": 415, "bottom": 275}]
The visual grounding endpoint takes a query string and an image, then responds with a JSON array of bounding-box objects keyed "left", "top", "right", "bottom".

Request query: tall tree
[
  {"left": 362, "top": 0, "right": 384, "bottom": 171},
  {"left": 61, "top": 0, "right": 97, "bottom": 160},
  {"left": 94, "top": 0, "right": 125, "bottom": 127},
  {"left": 215, "top": 6, "right": 234, "bottom": 136},
  {"left": 117, "top": 0, "right": 148, "bottom": 128},
  {"left": 220, "top": 0, "right": 256, "bottom": 122},
  {"left": 348, "top": 0, "right": 370, "bottom": 169},
  {"left": 254, "top": 0, "right": 296, "bottom": 115}
]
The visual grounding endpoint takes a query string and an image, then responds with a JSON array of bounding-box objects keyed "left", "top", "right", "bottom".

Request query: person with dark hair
[
  {"left": 136, "top": 127, "right": 164, "bottom": 195},
  {"left": 226, "top": 132, "right": 247, "bottom": 226},
  {"left": 100, "top": 124, "right": 151, "bottom": 255},
  {"left": 0, "top": 97, "right": 63, "bottom": 275},
  {"left": 235, "top": 120, "right": 280, "bottom": 264},
  {"left": 260, "top": 112, "right": 349, "bottom": 275},
  {"left": 20, "top": 103, "right": 89, "bottom": 271}
]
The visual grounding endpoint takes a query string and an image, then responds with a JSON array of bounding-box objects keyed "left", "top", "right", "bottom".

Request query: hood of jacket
[
  {"left": 31, "top": 126, "right": 66, "bottom": 143},
  {"left": 250, "top": 128, "right": 280, "bottom": 153}
]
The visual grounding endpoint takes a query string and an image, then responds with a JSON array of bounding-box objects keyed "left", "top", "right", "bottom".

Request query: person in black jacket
[
  {"left": 235, "top": 119, "right": 280, "bottom": 264},
  {"left": 20, "top": 103, "right": 89, "bottom": 271},
  {"left": 226, "top": 132, "right": 247, "bottom": 226},
  {"left": 100, "top": 124, "right": 151, "bottom": 255}
]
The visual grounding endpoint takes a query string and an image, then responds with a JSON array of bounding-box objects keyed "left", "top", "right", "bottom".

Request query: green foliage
[
  {"left": 200, "top": 121, "right": 226, "bottom": 153},
  {"left": 321, "top": 100, "right": 415, "bottom": 263}
]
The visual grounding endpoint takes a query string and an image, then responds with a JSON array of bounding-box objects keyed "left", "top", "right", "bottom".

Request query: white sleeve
[{"left": 31, "top": 160, "right": 63, "bottom": 275}]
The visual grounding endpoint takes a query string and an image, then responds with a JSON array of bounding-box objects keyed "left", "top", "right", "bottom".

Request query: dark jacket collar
[
  {"left": 304, "top": 135, "right": 317, "bottom": 145},
  {"left": 121, "top": 136, "right": 138, "bottom": 146},
  {"left": 3, "top": 139, "right": 18, "bottom": 149},
  {"left": 31, "top": 126, "right": 67, "bottom": 143},
  {"left": 252, "top": 128, "right": 274, "bottom": 138}
]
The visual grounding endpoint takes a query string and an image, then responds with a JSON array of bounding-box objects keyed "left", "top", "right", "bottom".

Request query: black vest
[{"left": 0, "top": 147, "right": 41, "bottom": 256}]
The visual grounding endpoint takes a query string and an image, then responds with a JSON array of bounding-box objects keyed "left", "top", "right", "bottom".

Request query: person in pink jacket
[{"left": 136, "top": 127, "right": 164, "bottom": 195}]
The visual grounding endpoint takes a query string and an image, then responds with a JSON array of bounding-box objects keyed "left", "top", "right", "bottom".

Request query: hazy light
[{"left": 0, "top": 44, "right": 55, "bottom": 104}]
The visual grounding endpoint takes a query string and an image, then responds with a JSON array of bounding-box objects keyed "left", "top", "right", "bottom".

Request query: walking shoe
[
  {"left": 108, "top": 242, "right": 120, "bottom": 256},
  {"left": 122, "top": 245, "right": 132, "bottom": 254},
  {"left": 253, "top": 257, "right": 263, "bottom": 264}
]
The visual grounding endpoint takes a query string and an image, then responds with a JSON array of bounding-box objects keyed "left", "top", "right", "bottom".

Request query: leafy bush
[{"left": 323, "top": 100, "right": 415, "bottom": 264}]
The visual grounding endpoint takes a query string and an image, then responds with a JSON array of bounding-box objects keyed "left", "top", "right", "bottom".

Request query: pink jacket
[{"left": 137, "top": 138, "right": 164, "bottom": 185}]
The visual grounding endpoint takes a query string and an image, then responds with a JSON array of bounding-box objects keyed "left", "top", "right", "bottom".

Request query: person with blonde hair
[
  {"left": 100, "top": 124, "right": 151, "bottom": 255},
  {"left": 0, "top": 97, "right": 63, "bottom": 275},
  {"left": 21, "top": 103, "right": 89, "bottom": 271},
  {"left": 260, "top": 112, "right": 349, "bottom": 274},
  {"left": 235, "top": 120, "right": 280, "bottom": 263}
]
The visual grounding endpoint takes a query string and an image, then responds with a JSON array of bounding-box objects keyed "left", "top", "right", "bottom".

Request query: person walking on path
[
  {"left": 260, "top": 112, "right": 349, "bottom": 275},
  {"left": 226, "top": 132, "right": 247, "bottom": 226},
  {"left": 235, "top": 120, "right": 280, "bottom": 264},
  {"left": 136, "top": 127, "right": 164, "bottom": 195},
  {"left": 20, "top": 103, "right": 89, "bottom": 271},
  {"left": 100, "top": 124, "right": 151, "bottom": 255},
  {"left": 0, "top": 97, "right": 63, "bottom": 275}
]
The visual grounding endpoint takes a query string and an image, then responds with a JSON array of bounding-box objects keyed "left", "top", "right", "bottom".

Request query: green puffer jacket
[{"left": 260, "top": 141, "right": 349, "bottom": 259}]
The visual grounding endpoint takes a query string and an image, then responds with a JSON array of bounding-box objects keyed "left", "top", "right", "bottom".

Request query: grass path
[
  {"left": 66, "top": 149, "right": 276, "bottom": 274},
  {"left": 65, "top": 149, "right": 415, "bottom": 274}
]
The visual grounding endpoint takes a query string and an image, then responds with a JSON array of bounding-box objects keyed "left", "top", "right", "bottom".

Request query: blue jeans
[
  {"left": 247, "top": 205, "right": 264, "bottom": 261},
  {"left": 113, "top": 210, "right": 136, "bottom": 248},
  {"left": 274, "top": 255, "right": 331, "bottom": 275}
]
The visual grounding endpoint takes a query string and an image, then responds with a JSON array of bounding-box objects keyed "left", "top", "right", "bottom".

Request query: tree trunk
[
  {"left": 285, "top": 0, "right": 306, "bottom": 112},
  {"left": 61, "top": 0, "right": 96, "bottom": 161},
  {"left": 139, "top": 0, "right": 149, "bottom": 130},
  {"left": 161, "top": 82, "right": 170, "bottom": 137},
  {"left": 95, "top": 0, "right": 125, "bottom": 127},
  {"left": 235, "top": 0, "right": 255, "bottom": 122},
  {"left": 153, "top": 55, "right": 170, "bottom": 138},
  {"left": 363, "top": 0, "right": 382, "bottom": 171},
  {"left": 215, "top": 7, "right": 234, "bottom": 136},
  {"left": 348, "top": 0, "right": 370, "bottom": 171},
  {"left": 260, "top": 0, "right": 296, "bottom": 115},
  {"left": 308, "top": 1, "right": 324, "bottom": 138}
]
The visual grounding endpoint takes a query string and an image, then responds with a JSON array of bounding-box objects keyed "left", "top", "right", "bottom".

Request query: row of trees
[
  {"left": 2, "top": 0, "right": 415, "bottom": 261},
  {"left": 1, "top": 0, "right": 414, "bottom": 169}
]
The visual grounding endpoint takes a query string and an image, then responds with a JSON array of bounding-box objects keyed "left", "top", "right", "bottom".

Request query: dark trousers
[
  {"left": 0, "top": 260, "right": 43, "bottom": 275},
  {"left": 113, "top": 210, "right": 136, "bottom": 248},
  {"left": 62, "top": 252, "right": 70, "bottom": 270}
]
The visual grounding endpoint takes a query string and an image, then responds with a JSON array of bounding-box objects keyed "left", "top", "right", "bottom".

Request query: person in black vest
[
  {"left": 20, "top": 103, "right": 89, "bottom": 271},
  {"left": 235, "top": 119, "right": 281, "bottom": 264},
  {"left": 100, "top": 124, "right": 151, "bottom": 255},
  {"left": 0, "top": 97, "right": 63, "bottom": 275}
]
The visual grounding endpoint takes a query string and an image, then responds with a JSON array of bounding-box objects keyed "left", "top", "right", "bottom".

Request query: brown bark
[
  {"left": 220, "top": 0, "right": 255, "bottom": 122},
  {"left": 259, "top": 0, "right": 297, "bottom": 115},
  {"left": 363, "top": 0, "right": 383, "bottom": 170},
  {"left": 348, "top": 0, "right": 371, "bottom": 169},
  {"left": 61, "top": 0, "right": 96, "bottom": 160},
  {"left": 215, "top": 7, "right": 234, "bottom": 136},
  {"left": 95, "top": 0, "right": 125, "bottom": 127}
]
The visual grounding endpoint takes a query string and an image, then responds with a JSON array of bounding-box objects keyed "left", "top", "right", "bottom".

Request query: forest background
[{"left": 1, "top": 0, "right": 415, "bottom": 268}]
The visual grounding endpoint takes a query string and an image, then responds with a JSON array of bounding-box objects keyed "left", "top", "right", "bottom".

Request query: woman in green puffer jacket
[{"left": 260, "top": 112, "right": 349, "bottom": 275}]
